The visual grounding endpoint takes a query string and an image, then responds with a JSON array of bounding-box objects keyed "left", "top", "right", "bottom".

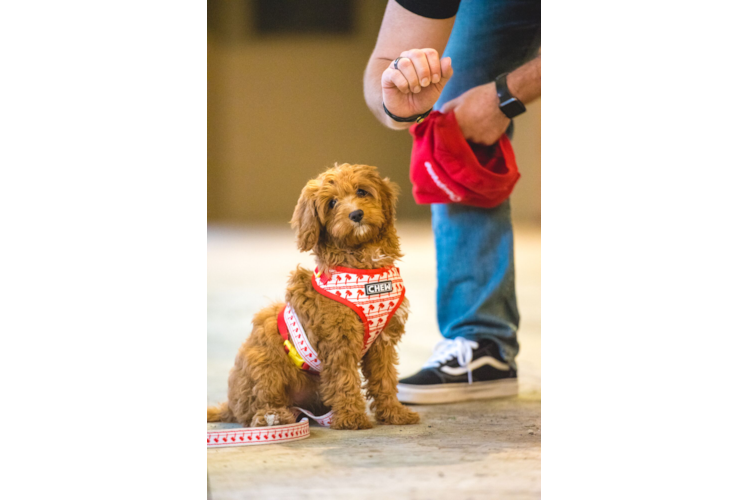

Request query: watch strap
[{"left": 494, "top": 72, "right": 526, "bottom": 119}]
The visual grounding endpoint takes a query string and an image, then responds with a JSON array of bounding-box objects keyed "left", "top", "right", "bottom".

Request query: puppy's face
[{"left": 291, "top": 164, "right": 398, "bottom": 251}]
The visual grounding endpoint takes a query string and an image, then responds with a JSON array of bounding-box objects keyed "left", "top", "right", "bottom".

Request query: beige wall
[{"left": 208, "top": 1, "right": 540, "bottom": 223}]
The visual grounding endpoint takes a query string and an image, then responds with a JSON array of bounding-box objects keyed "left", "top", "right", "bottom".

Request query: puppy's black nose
[{"left": 349, "top": 209, "right": 364, "bottom": 223}]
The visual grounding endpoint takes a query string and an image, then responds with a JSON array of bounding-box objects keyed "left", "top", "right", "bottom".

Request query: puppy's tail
[{"left": 207, "top": 402, "right": 232, "bottom": 422}]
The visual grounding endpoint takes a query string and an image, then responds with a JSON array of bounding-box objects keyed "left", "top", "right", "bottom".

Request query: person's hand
[
  {"left": 441, "top": 82, "right": 510, "bottom": 145},
  {"left": 381, "top": 48, "right": 453, "bottom": 119}
]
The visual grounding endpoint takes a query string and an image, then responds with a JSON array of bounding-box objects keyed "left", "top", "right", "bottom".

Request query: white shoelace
[{"left": 423, "top": 337, "right": 479, "bottom": 384}]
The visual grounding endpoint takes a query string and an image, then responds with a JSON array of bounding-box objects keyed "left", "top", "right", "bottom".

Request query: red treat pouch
[{"left": 409, "top": 111, "right": 520, "bottom": 208}]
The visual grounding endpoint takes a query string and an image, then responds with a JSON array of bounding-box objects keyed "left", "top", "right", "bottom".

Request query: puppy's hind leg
[
  {"left": 226, "top": 305, "right": 298, "bottom": 427},
  {"left": 249, "top": 375, "right": 297, "bottom": 428},
  {"left": 228, "top": 347, "right": 298, "bottom": 427}
]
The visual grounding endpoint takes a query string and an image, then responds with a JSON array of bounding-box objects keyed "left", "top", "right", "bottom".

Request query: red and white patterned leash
[{"left": 207, "top": 419, "right": 310, "bottom": 448}]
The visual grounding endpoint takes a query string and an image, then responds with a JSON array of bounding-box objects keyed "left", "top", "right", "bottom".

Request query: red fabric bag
[{"left": 409, "top": 110, "right": 520, "bottom": 208}]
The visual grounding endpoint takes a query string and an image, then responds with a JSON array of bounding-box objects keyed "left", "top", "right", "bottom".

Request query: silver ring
[{"left": 393, "top": 57, "right": 403, "bottom": 70}]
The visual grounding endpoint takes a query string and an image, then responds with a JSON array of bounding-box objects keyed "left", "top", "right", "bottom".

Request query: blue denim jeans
[{"left": 432, "top": 0, "right": 540, "bottom": 369}]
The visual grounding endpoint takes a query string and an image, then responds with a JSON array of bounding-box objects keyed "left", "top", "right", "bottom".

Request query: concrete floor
[{"left": 207, "top": 222, "right": 541, "bottom": 499}]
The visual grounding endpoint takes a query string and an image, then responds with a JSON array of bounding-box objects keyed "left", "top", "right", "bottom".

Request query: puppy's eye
[
  {"left": 356, "top": 189, "right": 369, "bottom": 197},
  {"left": 329, "top": 199, "right": 337, "bottom": 209}
]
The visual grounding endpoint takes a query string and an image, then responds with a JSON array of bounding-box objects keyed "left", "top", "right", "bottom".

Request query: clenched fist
[{"left": 381, "top": 48, "right": 454, "bottom": 119}]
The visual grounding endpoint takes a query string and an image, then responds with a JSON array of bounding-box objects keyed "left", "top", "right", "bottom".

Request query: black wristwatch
[{"left": 494, "top": 72, "right": 526, "bottom": 119}]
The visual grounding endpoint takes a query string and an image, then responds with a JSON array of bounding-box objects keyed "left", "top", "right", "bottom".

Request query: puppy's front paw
[
  {"left": 331, "top": 411, "right": 374, "bottom": 430},
  {"left": 376, "top": 404, "right": 420, "bottom": 425}
]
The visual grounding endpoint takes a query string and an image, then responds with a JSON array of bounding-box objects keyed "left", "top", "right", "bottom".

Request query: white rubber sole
[{"left": 396, "top": 378, "right": 519, "bottom": 405}]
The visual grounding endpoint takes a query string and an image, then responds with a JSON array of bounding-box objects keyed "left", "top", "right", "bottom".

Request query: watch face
[{"left": 500, "top": 97, "right": 525, "bottom": 119}]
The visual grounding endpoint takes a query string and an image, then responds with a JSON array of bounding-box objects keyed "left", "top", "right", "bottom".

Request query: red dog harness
[
  {"left": 276, "top": 266, "right": 405, "bottom": 427},
  {"left": 277, "top": 266, "right": 406, "bottom": 374}
]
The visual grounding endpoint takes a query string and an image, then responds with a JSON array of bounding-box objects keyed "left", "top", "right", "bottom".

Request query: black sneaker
[{"left": 397, "top": 337, "right": 518, "bottom": 404}]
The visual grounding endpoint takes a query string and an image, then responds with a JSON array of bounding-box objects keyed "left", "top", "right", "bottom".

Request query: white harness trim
[{"left": 284, "top": 304, "right": 323, "bottom": 372}]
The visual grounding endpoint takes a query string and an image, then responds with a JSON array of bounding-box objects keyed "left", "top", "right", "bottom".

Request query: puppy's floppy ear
[
  {"left": 378, "top": 176, "right": 400, "bottom": 222},
  {"left": 291, "top": 179, "right": 322, "bottom": 252}
]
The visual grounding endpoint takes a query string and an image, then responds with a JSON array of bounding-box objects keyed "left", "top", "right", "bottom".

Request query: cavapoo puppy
[{"left": 207, "top": 163, "right": 419, "bottom": 430}]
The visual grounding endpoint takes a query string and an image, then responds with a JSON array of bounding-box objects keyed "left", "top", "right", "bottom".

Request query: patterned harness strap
[{"left": 277, "top": 304, "right": 322, "bottom": 373}]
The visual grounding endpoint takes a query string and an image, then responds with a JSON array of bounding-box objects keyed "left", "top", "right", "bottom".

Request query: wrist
[
  {"left": 506, "top": 56, "right": 541, "bottom": 105},
  {"left": 506, "top": 71, "right": 530, "bottom": 105}
]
